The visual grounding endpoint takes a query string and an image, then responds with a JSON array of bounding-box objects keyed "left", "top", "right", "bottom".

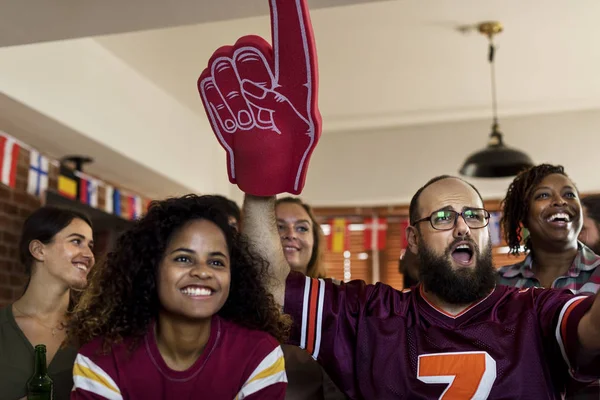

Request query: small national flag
[
  {"left": 104, "top": 185, "right": 114, "bottom": 214},
  {"left": 113, "top": 189, "right": 122, "bottom": 217},
  {"left": 27, "top": 150, "right": 49, "bottom": 197},
  {"left": 328, "top": 218, "right": 349, "bottom": 253},
  {"left": 128, "top": 195, "right": 142, "bottom": 220},
  {"left": 79, "top": 177, "right": 98, "bottom": 208},
  {"left": 0, "top": 135, "right": 20, "bottom": 188},
  {"left": 364, "top": 217, "right": 387, "bottom": 251},
  {"left": 58, "top": 174, "right": 78, "bottom": 199}
]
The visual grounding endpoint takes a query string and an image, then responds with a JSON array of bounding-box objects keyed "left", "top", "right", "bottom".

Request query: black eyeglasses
[{"left": 412, "top": 208, "right": 490, "bottom": 231}]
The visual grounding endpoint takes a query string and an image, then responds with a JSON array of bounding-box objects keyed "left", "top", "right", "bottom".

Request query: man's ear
[
  {"left": 28, "top": 240, "right": 46, "bottom": 263},
  {"left": 407, "top": 226, "right": 419, "bottom": 255}
]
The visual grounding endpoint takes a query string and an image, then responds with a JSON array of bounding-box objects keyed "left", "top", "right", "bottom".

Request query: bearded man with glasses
[
  {"left": 242, "top": 175, "right": 600, "bottom": 399},
  {"left": 410, "top": 184, "right": 495, "bottom": 307}
]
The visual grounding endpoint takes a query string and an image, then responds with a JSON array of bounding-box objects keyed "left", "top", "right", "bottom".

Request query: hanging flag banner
[
  {"left": 79, "top": 177, "right": 99, "bottom": 208},
  {"left": 328, "top": 218, "right": 349, "bottom": 253},
  {"left": 27, "top": 150, "right": 49, "bottom": 197},
  {"left": 113, "top": 188, "right": 122, "bottom": 217},
  {"left": 104, "top": 185, "right": 114, "bottom": 214},
  {"left": 0, "top": 135, "right": 20, "bottom": 188},
  {"left": 0, "top": 131, "right": 150, "bottom": 223},
  {"left": 127, "top": 195, "right": 142, "bottom": 220},
  {"left": 58, "top": 168, "right": 78, "bottom": 200},
  {"left": 364, "top": 217, "right": 387, "bottom": 251}
]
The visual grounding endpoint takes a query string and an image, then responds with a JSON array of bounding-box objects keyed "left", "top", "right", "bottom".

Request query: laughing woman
[
  {"left": 498, "top": 164, "right": 600, "bottom": 294},
  {"left": 498, "top": 164, "right": 600, "bottom": 399},
  {"left": 67, "top": 195, "right": 290, "bottom": 400}
]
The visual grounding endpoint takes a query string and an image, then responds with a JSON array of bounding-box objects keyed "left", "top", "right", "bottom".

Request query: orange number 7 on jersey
[{"left": 417, "top": 351, "right": 497, "bottom": 400}]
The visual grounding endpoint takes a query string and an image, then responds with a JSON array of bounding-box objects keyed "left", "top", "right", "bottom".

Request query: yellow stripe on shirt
[
  {"left": 248, "top": 352, "right": 285, "bottom": 383},
  {"left": 72, "top": 354, "right": 123, "bottom": 400},
  {"left": 236, "top": 346, "right": 287, "bottom": 399}
]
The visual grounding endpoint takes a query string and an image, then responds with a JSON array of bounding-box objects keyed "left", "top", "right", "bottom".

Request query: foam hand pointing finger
[{"left": 198, "top": 0, "right": 321, "bottom": 196}]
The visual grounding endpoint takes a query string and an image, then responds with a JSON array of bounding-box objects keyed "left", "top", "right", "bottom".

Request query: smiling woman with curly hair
[
  {"left": 497, "top": 165, "right": 600, "bottom": 398},
  {"left": 68, "top": 194, "right": 291, "bottom": 399}
]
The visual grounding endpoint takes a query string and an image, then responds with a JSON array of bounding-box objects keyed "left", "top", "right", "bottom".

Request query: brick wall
[{"left": 0, "top": 147, "right": 58, "bottom": 306}]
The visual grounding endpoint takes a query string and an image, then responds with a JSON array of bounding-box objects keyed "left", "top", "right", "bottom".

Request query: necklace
[{"left": 13, "top": 304, "right": 64, "bottom": 337}]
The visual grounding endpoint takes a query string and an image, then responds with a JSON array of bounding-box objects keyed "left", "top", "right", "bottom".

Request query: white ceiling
[
  {"left": 95, "top": 0, "right": 600, "bottom": 133},
  {"left": 0, "top": 0, "right": 382, "bottom": 47},
  {"left": 0, "top": 93, "right": 192, "bottom": 197},
  {"left": 1, "top": 0, "right": 600, "bottom": 203}
]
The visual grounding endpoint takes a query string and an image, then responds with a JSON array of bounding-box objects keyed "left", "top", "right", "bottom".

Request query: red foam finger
[
  {"left": 199, "top": 75, "right": 237, "bottom": 135},
  {"left": 267, "top": 0, "right": 321, "bottom": 195},
  {"left": 233, "top": 36, "right": 275, "bottom": 129},
  {"left": 196, "top": 0, "right": 322, "bottom": 195},
  {"left": 212, "top": 57, "right": 255, "bottom": 131},
  {"left": 198, "top": 79, "right": 237, "bottom": 184},
  {"left": 269, "top": 0, "right": 318, "bottom": 108},
  {"left": 233, "top": 36, "right": 275, "bottom": 87},
  {"left": 255, "top": 108, "right": 273, "bottom": 128}
]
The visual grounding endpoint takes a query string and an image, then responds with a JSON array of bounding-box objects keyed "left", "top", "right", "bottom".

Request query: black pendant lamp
[{"left": 459, "top": 22, "right": 534, "bottom": 178}]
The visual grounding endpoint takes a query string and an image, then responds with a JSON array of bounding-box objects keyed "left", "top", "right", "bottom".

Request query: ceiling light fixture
[{"left": 459, "top": 21, "right": 534, "bottom": 178}]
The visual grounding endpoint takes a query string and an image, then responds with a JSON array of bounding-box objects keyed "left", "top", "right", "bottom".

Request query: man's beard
[{"left": 417, "top": 237, "right": 496, "bottom": 304}]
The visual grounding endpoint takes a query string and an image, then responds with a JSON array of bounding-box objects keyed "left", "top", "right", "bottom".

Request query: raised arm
[
  {"left": 243, "top": 195, "right": 289, "bottom": 305},
  {"left": 541, "top": 290, "right": 600, "bottom": 381},
  {"left": 578, "top": 294, "right": 600, "bottom": 352}
]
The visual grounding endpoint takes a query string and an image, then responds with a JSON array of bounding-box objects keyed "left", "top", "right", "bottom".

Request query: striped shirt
[
  {"left": 498, "top": 242, "right": 600, "bottom": 295},
  {"left": 71, "top": 315, "right": 286, "bottom": 399}
]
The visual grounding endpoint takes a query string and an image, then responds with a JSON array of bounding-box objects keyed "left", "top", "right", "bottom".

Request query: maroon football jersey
[
  {"left": 284, "top": 271, "right": 599, "bottom": 399},
  {"left": 71, "top": 315, "right": 286, "bottom": 399}
]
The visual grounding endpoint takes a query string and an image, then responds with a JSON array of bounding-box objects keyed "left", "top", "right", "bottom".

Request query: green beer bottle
[{"left": 26, "top": 344, "right": 54, "bottom": 400}]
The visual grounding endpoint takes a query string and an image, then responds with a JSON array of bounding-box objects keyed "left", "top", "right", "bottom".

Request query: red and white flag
[
  {"left": 0, "top": 136, "right": 20, "bottom": 188},
  {"left": 127, "top": 195, "right": 143, "bottom": 220},
  {"left": 364, "top": 217, "right": 387, "bottom": 251}
]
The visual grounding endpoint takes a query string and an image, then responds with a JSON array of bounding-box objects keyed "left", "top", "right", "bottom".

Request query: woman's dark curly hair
[
  {"left": 501, "top": 164, "right": 574, "bottom": 256},
  {"left": 67, "top": 194, "right": 291, "bottom": 349}
]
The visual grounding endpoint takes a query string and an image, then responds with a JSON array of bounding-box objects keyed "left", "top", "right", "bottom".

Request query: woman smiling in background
[
  {"left": 275, "top": 197, "right": 347, "bottom": 400},
  {"left": 498, "top": 164, "right": 600, "bottom": 399}
]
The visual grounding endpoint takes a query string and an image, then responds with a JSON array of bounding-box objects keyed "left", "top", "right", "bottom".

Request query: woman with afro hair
[
  {"left": 498, "top": 165, "right": 600, "bottom": 398},
  {"left": 68, "top": 194, "right": 291, "bottom": 399},
  {"left": 497, "top": 164, "right": 600, "bottom": 294}
]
